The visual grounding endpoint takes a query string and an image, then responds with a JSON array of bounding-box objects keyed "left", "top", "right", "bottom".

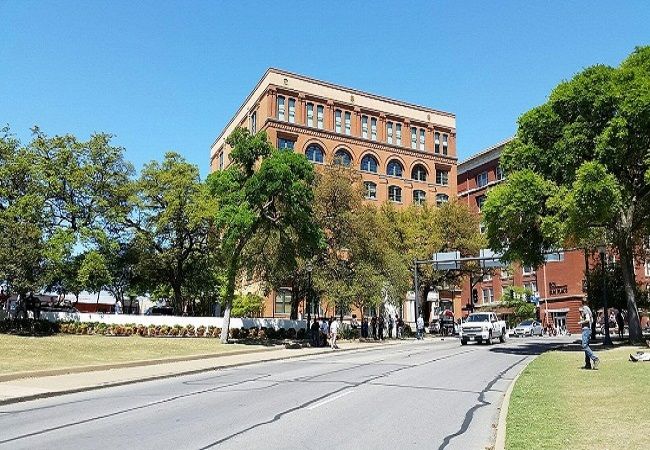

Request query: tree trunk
[
  {"left": 290, "top": 281, "right": 299, "bottom": 320},
  {"left": 220, "top": 260, "right": 238, "bottom": 344},
  {"left": 616, "top": 237, "right": 642, "bottom": 342},
  {"left": 172, "top": 283, "right": 183, "bottom": 316}
]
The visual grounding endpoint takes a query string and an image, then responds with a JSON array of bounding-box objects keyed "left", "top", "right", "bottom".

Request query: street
[{"left": 0, "top": 337, "right": 571, "bottom": 450}]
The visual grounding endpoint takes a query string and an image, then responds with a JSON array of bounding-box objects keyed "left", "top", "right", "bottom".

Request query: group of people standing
[
  {"left": 310, "top": 317, "right": 340, "bottom": 349},
  {"left": 353, "top": 314, "right": 404, "bottom": 340}
]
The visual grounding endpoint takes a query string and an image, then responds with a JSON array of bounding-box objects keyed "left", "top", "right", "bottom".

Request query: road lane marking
[{"left": 308, "top": 390, "right": 354, "bottom": 410}]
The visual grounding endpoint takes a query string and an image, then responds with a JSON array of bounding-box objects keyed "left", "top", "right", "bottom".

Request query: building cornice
[{"left": 458, "top": 138, "right": 514, "bottom": 175}]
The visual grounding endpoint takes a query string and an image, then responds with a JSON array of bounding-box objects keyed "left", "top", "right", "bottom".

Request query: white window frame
[
  {"left": 388, "top": 186, "right": 402, "bottom": 203},
  {"left": 436, "top": 170, "right": 449, "bottom": 186},
  {"left": 496, "top": 165, "right": 504, "bottom": 180},
  {"left": 410, "top": 127, "right": 417, "bottom": 149},
  {"left": 317, "top": 105, "right": 324, "bottom": 129},
  {"left": 386, "top": 122, "right": 393, "bottom": 144},
  {"left": 250, "top": 111, "right": 257, "bottom": 134},
  {"left": 442, "top": 134, "right": 448, "bottom": 155},
  {"left": 219, "top": 152, "right": 224, "bottom": 170},
  {"left": 306, "top": 103, "right": 314, "bottom": 127},
  {"left": 362, "top": 115, "right": 368, "bottom": 138},
  {"left": 482, "top": 288, "right": 494, "bottom": 304},
  {"left": 277, "top": 96, "right": 285, "bottom": 121},
  {"left": 413, "top": 190, "right": 426, "bottom": 205},
  {"left": 288, "top": 98, "right": 295, "bottom": 123},
  {"left": 335, "top": 109, "right": 342, "bottom": 133},
  {"left": 419, "top": 128, "right": 425, "bottom": 151},
  {"left": 370, "top": 118, "right": 377, "bottom": 141},
  {"left": 364, "top": 181, "right": 377, "bottom": 200},
  {"left": 396, "top": 124, "right": 402, "bottom": 145},
  {"left": 645, "top": 261, "right": 650, "bottom": 277},
  {"left": 476, "top": 171, "right": 489, "bottom": 188},
  {"left": 522, "top": 265, "right": 534, "bottom": 276},
  {"left": 436, "top": 193, "right": 449, "bottom": 206},
  {"left": 344, "top": 111, "right": 351, "bottom": 135}
]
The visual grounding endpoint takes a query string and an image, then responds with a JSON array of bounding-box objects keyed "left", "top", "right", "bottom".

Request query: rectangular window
[
  {"left": 442, "top": 134, "right": 449, "bottom": 155},
  {"left": 317, "top": 105, "right": 324, "bottom": 129},
  {"left": 434, "top": 132, "right": 440, "bottom": 153},
  {"left": 361, "top": 115, "right": 368, "bottom": 138},
  {"left": 306, "top": 103, "right": 314, "bottom": 127},
  {"left": 482, "top": 288, "right": 494, "bottom": 304},
  {"left": 545, "top": 251, "right": 565, "bottom": 262},
  {"left": 335, "top": 109, "right": 342, "bottom": 133},
  {"left": 250, "top": 111, "right": 257, "bottom": 134},
  {"left": 219, "top": 152, "right": 224, "bottom": 170},
  {"left": 479, "top": 222, "right": 486, "bottom": 234},
  {"left": 288, "top": 98, "right": 295, "bottom": 123},
  {"left": 483, "top": 272, "right": 492, "bottom": 282},
  {"left": 419, "top": 129, "right": 425, "bottom": 151},
  {"left": 411, "top": 127, "right": 417, "bottom": 149},
  {"left": 386, "top": 122, "right": 393, "bottom": 144},
  {"left": 524, "top": 282, "right": 538, "bottom": 296},
  {"left": 344, "top": 112, "right": 351, "bottom": 135},
  {"left": 436, "top": 170, "right": 449, "bottom": 185},
  {"left": 476, "top": 195, "right": 487, "bottom": 211},
  {"left": 496, "top": 165, "right": 504, "bottom": 180},
  {"left": 522, "top": 265, "right": 534, "bottom": 276},
  {"left": 277, "top": 96, "right": 285, "bottom": 121},
  {"left": 501, "top": 267, "right": 511, "bottom": 279},
  {"left": 370, "top": 118, "right": 377, "bottom": 141},
  {"left": 476, "top": 171, "right": 489, "bottom": 188},
  {"left": 396, "top": 124, "right": 402, "bottom": 145},
  {"left": 277, "top": 138, "right": 295, "bottom": 150},
  {"left": 275, "top": 288, "right": 292, "bottom": 314},
  {"left": 364, "top": 182, "right": 377, "bottom": 200},
  {"left": 645, "top": 261, "right": 650, "bottom": 277}
]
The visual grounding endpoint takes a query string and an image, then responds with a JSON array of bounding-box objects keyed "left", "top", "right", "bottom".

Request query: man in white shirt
[
  {"left": 579, "top": 298, "right": 600, "bottom": 369},
  {"left": 329, "top": 317, "right": 340, "bottom": 349},
  {"left": 416, "top": 315, "right": 425, "bottom": 340}
]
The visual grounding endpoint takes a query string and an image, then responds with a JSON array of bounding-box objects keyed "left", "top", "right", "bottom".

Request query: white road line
[{"left": 308, "top": 390, "right": 354, "bottom": 410}]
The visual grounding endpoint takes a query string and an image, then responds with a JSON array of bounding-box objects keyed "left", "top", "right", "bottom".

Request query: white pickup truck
[{"left": 460, "top": 312, "right": 507, "bottom": 345}]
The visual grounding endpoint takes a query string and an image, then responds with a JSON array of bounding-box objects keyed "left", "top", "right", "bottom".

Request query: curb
[
  {"left": 494, "top": 342, "right": 569, "bottom": 450},
  {"left": 0, "top": 339, "right": 409, "bottom": 406}
]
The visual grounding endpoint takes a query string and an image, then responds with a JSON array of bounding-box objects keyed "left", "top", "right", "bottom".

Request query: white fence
[{"left": 38, "top": 311, "right": 306, "bottom": 330}]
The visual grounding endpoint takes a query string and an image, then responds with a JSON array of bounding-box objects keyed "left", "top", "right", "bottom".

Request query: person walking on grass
[
  {"left": 330, "top": 317, "right": 340, "bottom": 349},
  {"left": 580, "top": 298, "right": 600, "bottom": 370}
]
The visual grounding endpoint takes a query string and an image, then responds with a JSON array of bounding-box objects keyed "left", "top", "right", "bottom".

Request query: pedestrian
[
  {"left": 397, "top": 316, "right": 403, "bottom": 339},
  {"left": 115, "top": 299, "right": 123, "bottom": 315},
  {"left": 416, "top": 314, "right": 425, "bottom": 340},
  {"left": 371, "top": 316, "right": 377, "bottom": 340},
  {"left": 350, "top": 315, "right": 359, "bottom": 340},
  {"left": 310, "top": 318, "right": 320, "bottom": 347},
  {"left": 361, "top": 317, "right": 369, "bottom": 339},
  {"left": 579, "top": 298, "right": 600, "bottom": 369},
  {"left": 330, "top": 317, "right": 340, "bottom": 349},
  {"left": 320, "top": 317, "right": 329, "bottom": 347},
  {"left": 387, "top": 315, "right": 394, "bottom": 339},
  {"left": 616, "top": 310, "right": 625, "bottom": 339},
  {"left": 378, "top": 315, "right": 385, "bottom": 340}
]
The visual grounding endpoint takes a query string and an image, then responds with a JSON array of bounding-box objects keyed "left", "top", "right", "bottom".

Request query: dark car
[{"left": 145, "top": 306, "right": 174, "bottom": 316}]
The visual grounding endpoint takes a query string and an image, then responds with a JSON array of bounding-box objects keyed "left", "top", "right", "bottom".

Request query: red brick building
[{"left": 458, "top": 140, "right": 650, "bottom": 333}]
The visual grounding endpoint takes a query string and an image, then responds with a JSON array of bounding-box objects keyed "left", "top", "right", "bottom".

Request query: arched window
[
  {"left": 333, "top": 149, "right": 352, "bottom": 167},
  {"left": 364, "top": 181, "right": 377, "bottom": 200},
  {"left": 436, "top": 193, "right": 449, "bottom": 206},
  {"left": 413, "top": 190, "right": 426, "bottom": 205},
  {"left": 388, "top": 186, "right": 402, "bottom": 203},
  {"left": 305, "top": 144, "right": 324, "bottom": 163},
  {"left": 386, "top": 160, "right": 404, "bottom": 177},
  {"left": 411, "top": 164, "right": 427, "bottom": 182},
  {"left": 360, "top": 154, "right": 378, "bottom": 173}
]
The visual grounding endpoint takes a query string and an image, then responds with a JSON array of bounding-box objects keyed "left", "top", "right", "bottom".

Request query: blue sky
[{"left": 1, "top": 1, "right": 649, "bottom": 177}]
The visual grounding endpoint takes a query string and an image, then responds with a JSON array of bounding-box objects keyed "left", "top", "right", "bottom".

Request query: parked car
[
  {"left": 460, "top": 312, "right": 507, "bottom": 345},
  {"left": 144, "top": 306, "right": 174, "bottom": 316},
  {"left": 513, "top": 319, "right": 543, "bottom": 337}
]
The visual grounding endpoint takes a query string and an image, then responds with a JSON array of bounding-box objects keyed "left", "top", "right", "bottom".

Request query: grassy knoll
[
  {"left": 1, "top": 334, "right": 247, "bottom": 374},
  {"left": 506, "top": 345, "right": 650, "bottom": 450}
]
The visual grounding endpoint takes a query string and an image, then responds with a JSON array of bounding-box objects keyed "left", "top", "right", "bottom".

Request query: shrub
[
  {"left": 239, "top": 328, "right": 250, "bottom": 338},
  {"left": 229, "top": 328, "right": 241, "bottom": 339},
  {"left": 257, "top": 328, "right": 267, "bottom": 340},
  {"left": 248, "top": 328, "right": 259, "bottom": 338},
  {"left": 402, "top": 323, "right": 413, "bottom": 338},
  {"left": 196, "top": 326, "right": 206, "bottom": 337},
  {"left": 276, "top": 328, "right": 287, "bottom": 339},
  {"left": 296, "top": 328, "right": 306, "bottom": 340},
  {"left": 0, "top": 319, "right": 59, "bottom": 336},
  {"left": 263, "top": 327, "right": 276, "bottom": 340},
  {"left": 286, "top": 328, "right": 297, "bottom": 339}
]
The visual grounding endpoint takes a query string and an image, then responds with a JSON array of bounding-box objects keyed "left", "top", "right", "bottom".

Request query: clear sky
[{"left": 1, "top": 1, "right": 649, "bottom": 177}]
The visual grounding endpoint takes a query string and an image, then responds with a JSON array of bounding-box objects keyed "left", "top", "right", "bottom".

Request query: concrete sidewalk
[{"left": 0, "top": 338, "right": 431, "bottom": 405}]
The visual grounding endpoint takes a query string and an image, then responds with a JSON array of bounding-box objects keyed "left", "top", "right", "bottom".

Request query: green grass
[
  {"left": 506, "top": 345, "right": 650, "bottom": 450},
  {"left": 1, "top": 334, "right": 248, "bottom": 374}
]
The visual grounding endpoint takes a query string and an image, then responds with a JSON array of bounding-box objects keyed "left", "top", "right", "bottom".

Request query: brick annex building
[
  {"left": 458, "top": 140, "right": 650, "bottom": 333},
  {"left": 211, "top": 68, "right": 458, "bottom": 321}
]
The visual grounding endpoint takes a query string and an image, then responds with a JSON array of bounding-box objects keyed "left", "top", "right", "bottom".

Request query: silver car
[{"left": 513, "top": 319, "right": 543, "bottom": 337}]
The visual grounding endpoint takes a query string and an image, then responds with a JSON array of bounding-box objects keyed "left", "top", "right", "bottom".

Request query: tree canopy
[{"left": 483, "top": 46, "right": 650, "bottom": 341}]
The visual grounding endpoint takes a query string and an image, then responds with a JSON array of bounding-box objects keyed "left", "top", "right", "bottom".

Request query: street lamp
[
  {"left": 597, "top": 245, "right": 613, "bottom": 346},
  {"left": 306, "top": 262, "right": 313, "bottom": 331}
]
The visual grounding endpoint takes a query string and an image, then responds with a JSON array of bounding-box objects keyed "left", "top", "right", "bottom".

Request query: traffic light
[{"left": 472, "top": 289, "right": 478, "bottom": 304}]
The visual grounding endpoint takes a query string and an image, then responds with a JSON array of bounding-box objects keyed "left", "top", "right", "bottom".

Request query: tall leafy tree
[
  {"left": 208, "top": 128, "right": 322, "bottom": 343},
  {"left": 484, "top": 46, "right": 650, "bottom": 341},
  {"left": 131, "top": 152, "right": 218, "bottom": 314}
]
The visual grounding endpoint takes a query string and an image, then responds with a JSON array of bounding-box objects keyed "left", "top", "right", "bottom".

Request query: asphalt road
[{"left": 0, "top": 336, "right": 572, "bottom": 450}]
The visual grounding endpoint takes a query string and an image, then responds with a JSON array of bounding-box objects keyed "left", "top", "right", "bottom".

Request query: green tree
[
  {"left": 231, "top": 293, "right": 265, "bottom": 317},
  {"left": 77, "top": 250, "right": 112, "bottom": 303},
  {"left": 484, "top": 47, "right": 650, "bottom": 341},
  {"left": 207, "top": 128, "right": 322, "bottom": 343},
  {"left": 131, "top": 152, "right": 218, "bottom": 314},
  {"left": 500, "top": 286, "right": 537, "bottom": 328}
]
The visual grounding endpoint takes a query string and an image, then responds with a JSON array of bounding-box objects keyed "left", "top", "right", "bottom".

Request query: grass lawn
[
  {"left": 1, "top": 334, "right": 249, "bottom": 375},
  {"left": 506, "top": 344, "right": 650, "bottom": 450}
]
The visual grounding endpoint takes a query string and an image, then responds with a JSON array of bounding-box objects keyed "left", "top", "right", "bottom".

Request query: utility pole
[{"left": 413, "top": 258, "right": 419, "bottom": 324}]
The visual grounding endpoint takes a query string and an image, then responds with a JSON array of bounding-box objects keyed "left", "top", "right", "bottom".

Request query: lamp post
[
  {"left": 306, "top": 262, "right": 313, "bottom": 331},
  {"left": 598, "top": 246, "right": 613, "bottom": 346},
  {"left": 413, "top": 258, "right": 419, "bottom": 325}
]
